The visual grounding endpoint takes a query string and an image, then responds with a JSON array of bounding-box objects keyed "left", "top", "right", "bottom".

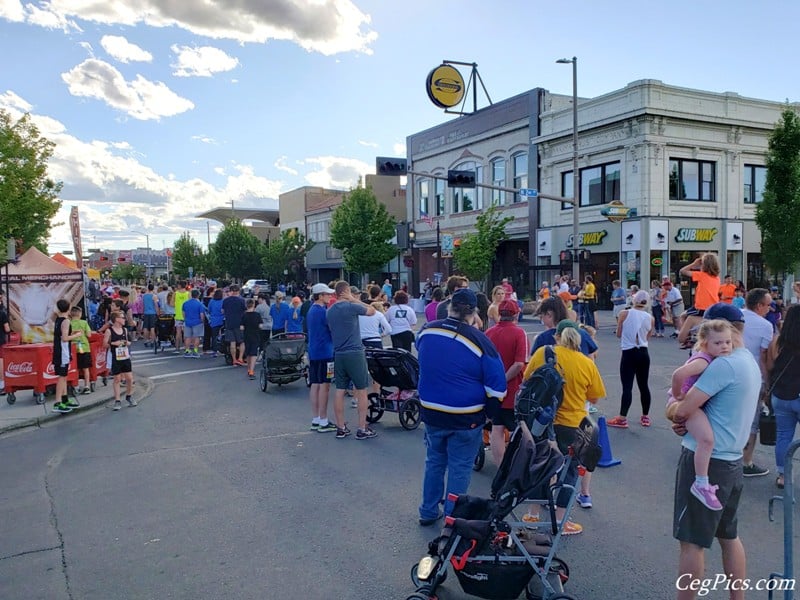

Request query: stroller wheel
[
  {"left": 366, "top": 393, "right": 384, "bottom": 423},
  {"left": 399, "top": 398, "right": 421, "bottom": 430},
  {"left": 259, "top": 369, "right": 268, "bottom": 393},
  {"left": 225, "top": 353, "right": 234, "bottom": 366},
  {"left": 473, "top": 445, "right": 485, "bottom": 472}
]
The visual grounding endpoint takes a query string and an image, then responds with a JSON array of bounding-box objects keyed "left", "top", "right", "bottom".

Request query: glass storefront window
[
  {"left": 513, "top": 153, "right": 527, "bottom": 203},
  {"left": 491, "top": 158, "right": 505, "bottom": 205},
  {"left": 435, "top": 179, "right": 445, "bottom": 216}
]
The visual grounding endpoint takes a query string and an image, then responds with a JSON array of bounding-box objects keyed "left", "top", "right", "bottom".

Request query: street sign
[
  {"left": 519, "top": 188, "right": 538, "bottom": 198},
  {"left": 600, "top": 201, "right": 637, "bottom": 222}
]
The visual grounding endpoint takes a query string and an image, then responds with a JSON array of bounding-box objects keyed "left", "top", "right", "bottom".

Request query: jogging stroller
[
  {"left": 154, "top": 315, "right": 175, "bottom": 354},
  {"left": 259, "top": 332, "right": 309, "bottom": 393},
  {"left": 364, "top": 347, "right": 421, "bottom": 431},
  {"left": 217, "top": 325, "right": 234, "bottom": 365},
  {"left": 408, "top": 420, "right": 594, "bottom": 600}
]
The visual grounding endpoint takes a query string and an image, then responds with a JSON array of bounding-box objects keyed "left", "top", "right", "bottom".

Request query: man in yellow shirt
[
  {"left": 523, "top": 320, "right": 606, "bottom": 534},
  {"left": 173, "top": 281, "right": 190, "bottom": 352}
]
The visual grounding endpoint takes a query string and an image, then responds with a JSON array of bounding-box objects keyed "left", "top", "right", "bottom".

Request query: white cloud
[
  {"left": 171, "top": 44, "right": 238, "bottom": 78},
  {"left": 0, "top": 93, "right": 282, "bottom": 250},
  {"left": 78, "top": 40, "right": 94, "bottom": 56},
  {"left": 0, "top": 0, "right": 26, "bottom": 22},
  {"left": 393, "top": 142, "right": 406, "bottom": 155},
  {"left": 213, "top": 167, "right": 226, "bottom": 175},
  {"left": 274, "top": 155, "right": 298, "bottom": 176},
  {"left": 191, "top": 134, "right": 217, "bottom": 144},
  {"left": 12, "top": 0, "right": 377, "bottom": 55},
  {"left": 358, "top": 140, "right": 378, "bottom": 148},
  {"left": 60, "top": 59, "right": 194, "bottom": 120},
  {"left": 100, "top": 34, "right": 153, "bottom": 63},
  {"left": 303, "top": 156, "right": 370, "bottom": 189},
  {"left": 0, "top": 90, "right": 32, "bottom": 112}
]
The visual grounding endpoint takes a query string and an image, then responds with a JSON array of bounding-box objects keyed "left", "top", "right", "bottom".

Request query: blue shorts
[
  {"left": 309, "top": 359, "right": 333, "bottom": 384},
  {"left": 334, "top": 352, "right": 370, "bottom": 390}
]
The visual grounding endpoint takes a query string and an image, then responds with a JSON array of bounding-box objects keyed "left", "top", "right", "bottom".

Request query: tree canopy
[
  {"left": 0, "top": 110, "right": 62, "bottom": 253},
  {"left": 171, "top": 232, "right": 205, "bottom": 279},
  {"left": 329, "top": 186, "right": 396, "bottom": 282},
  {"left": 453, "top": 204, "right": 513, "bottom": 291},
  {"left": 262, "top": 229, "right": 314, "bottom": 283},
  {"left": 210, "top": 219, "right": 264, "bottom": 281},
  {"left": 756, "top": 107, "right": 800, "bottom": 277}
]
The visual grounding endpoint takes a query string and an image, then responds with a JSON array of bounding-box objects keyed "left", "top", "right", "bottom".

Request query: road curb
[{"left": 0, "top": 372, "right": 153, "bottom": 437}]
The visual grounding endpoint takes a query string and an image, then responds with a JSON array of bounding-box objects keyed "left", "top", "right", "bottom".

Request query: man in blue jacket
[{"left": 416, "top": 288, "right": 507, "bottom": 526}]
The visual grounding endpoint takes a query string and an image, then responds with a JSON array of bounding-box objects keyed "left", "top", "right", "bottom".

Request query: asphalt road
[{"left": 0, "top": 322, "right": 796, "bottom": 600}]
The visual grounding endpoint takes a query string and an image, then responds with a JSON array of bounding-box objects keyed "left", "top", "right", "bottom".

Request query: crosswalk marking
[{"left": 149, "top": 365, "right": 233, "bottom": 380}]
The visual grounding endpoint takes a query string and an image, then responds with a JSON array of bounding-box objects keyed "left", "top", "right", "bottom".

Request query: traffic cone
[{"left": 596, "top": 415, "right": 622, "bottom": 468}]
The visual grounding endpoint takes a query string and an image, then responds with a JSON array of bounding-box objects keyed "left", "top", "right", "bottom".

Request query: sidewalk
[{"left": 0, "top": 377, "right": 149, "bottom": 436}]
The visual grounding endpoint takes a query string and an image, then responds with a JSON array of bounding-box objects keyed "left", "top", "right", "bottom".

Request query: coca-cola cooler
[
  {"left": 4, "top": 343, "right": 78, "bottom": 405},
  {"left": 88, "top": 332, "right": 109, "bottom": 391}
]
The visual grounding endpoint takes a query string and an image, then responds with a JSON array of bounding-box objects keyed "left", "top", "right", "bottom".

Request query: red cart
[
  {"left": 88, "top": 332, "right": 109, "bottom": 391},
  {"left": 4, "top": 343, "right": 78, "bottom": 405}
]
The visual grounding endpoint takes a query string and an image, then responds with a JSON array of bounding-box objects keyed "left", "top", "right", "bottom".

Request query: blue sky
[{"left": 1, "top": 0, "right": 798, "bottom": 253}]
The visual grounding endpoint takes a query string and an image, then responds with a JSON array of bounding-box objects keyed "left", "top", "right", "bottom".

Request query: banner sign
[{"left": 70, "top": 206, "right": 83, "bottom": 270}]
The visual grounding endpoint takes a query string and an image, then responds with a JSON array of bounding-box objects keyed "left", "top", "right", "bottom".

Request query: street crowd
[{"left": 38, "top": 256, "right": 800, "bottom": 599}]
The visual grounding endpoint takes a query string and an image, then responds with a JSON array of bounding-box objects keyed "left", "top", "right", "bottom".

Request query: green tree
[
  {"left": 171, "top": 232, "right": 204, "bottom": 279},
  {"left": 0, "top": 111, "right": 63, "bottom": 252},
  {"left": 756, "top": 107, "right": 800, "bottom": 279},
  {"left": 211, "top": 219, "right": 264, "bottom": 281},
  {"left": 453, "top": 204, "right": 513, "bottom": 291},
  {"left": 330, "top": 186, "right": 396, "bottom": 285},
  {"left": 111, "top": 263, "right": 145, "bottom": 284},
  {"left": 262, "top": 229, "right": 314, "bottom": 283}
]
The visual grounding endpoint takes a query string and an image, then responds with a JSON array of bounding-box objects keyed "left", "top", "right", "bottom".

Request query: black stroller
[
  {"left": 408, "top": 418, "right": 600, "bottom": 600},
  {"left": 259, "top": 333, "right": 309, "bottom": 393},
  {"left": 154, "top": 315, "right": 175, "bottom": 354},
  {"left": 364, "top": 347, "right": 421, "bottom": 431}
]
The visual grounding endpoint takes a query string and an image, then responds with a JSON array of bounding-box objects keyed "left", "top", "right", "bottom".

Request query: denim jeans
[
  {"left": 419, "top": 424, "right": 483, "bottom": 520},
  {"left": 773, "top": 394, "right": 800, "bottom": 474}
]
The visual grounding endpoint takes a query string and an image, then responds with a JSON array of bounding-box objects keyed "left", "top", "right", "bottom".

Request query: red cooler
[
  {"left": 88, "top": 332, "right": 109, "bottom": 391},
  {"left": 4, "top": 343, "right": 78, "bottom": 406}
]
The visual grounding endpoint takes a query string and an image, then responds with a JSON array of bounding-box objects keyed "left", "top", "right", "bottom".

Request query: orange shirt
[
  {"left": 539, "top": 288, "right": 550, "bottom": 300},
  {"left": 692, "top": 271, "right": 721, "bottom": 310},
  {"left": 718, "top": 283, "right": 736, "bottom": 304}
]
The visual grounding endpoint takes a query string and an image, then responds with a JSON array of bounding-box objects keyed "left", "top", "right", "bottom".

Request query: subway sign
[
  {"left": 674, "top": 228, "right": 718, "bottom": 243},
  {"left": 566, "top": 230, "right": 608, "bottom": 247}
]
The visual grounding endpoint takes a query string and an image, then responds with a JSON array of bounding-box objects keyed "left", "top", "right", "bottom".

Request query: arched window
[
  {"left": 452, "top": 161, "right": 481, "bottom": 212},
  {"left": 491, "top": 158, "right": 506, "bottom": 205}
]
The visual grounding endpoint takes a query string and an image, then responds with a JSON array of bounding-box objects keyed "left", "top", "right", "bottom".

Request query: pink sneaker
[{"left": 690, "top": 482, "right": 723, "bottom": 511}]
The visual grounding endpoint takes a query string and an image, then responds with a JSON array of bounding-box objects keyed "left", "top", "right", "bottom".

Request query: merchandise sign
[{"left": 674, "top": 228, "right": 718, "bottom": 243}]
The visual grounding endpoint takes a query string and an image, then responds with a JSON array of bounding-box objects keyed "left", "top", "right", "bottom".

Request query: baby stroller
[
  {"left": 364, "top": 347, "right": 421, "bottom": 431},
  {"left": 408, "top": 420, "right": 589, "bottom": 600},
  {"left": 154, "top": 315, "right": 175, "bottom": 354},
  {"left": 259, "top": 333, "right": 309, "bottom": 393},
  {"left": 217, "top": 325, "right": 234, "bottom": 365}
]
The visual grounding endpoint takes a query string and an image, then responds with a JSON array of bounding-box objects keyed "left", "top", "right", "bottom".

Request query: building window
[
  {"left": 669, "top": 159, "right": 716, "bottom": 202},
  {"left": 491, "top": 158, "right": 506, "bottom": 205},
  {"left": 419, "top": 180, "right": 430, "bottom": 217},
  {"left": 308, "top": 220, "right": 330, "bottom": 242},
  {"left": 435, "top": 178, "right": 445, "bottom": 216},
  {"left": 452, "top": 161, "right": 477, "bottom": 213},
  {"left": 743, "top": 165, "right": 766, "bottom": 204},
  {"left": 475, "top": 165, "right": 484, "bottom": 210},
  {"left": 513, "top": 153, "right": 527, "bottom": 203},
  {"left": 561, "top": 161, "right": 621, "bottom": 208}
]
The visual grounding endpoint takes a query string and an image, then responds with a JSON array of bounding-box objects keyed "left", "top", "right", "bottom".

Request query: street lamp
[
  {"left": 556, "top": 56, "right": 581, "bottom": 283},
  {"left": 130, "top": 230, "right": 151, "bottom": 281}
]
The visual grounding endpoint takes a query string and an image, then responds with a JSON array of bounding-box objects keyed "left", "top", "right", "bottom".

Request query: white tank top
[{"left": 620, "top": 308, "right": 652, "bottom": 350}]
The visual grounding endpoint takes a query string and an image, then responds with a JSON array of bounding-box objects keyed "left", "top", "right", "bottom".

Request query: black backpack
[{"left": 514, "top": 345, "right": 564, "bottom": 431}]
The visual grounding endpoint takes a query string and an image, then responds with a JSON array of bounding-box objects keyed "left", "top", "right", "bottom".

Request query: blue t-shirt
[
  {"left": 181, "top": 298, "right": 205, "bottom": 328},
  {"left": 306, "top": 303, "right": 333, "bottom": 360},
  {"left": 222, "top": 296, "right": 247, "bottom": 329},
  {"left": 732, "top": 296, "right": 745, "bottom": 310},
  {"left": 270, "top": 301, "right": 292, "bottom": 330},
  {"left": 287, "top": 306, "right": 303, "bottom": 333},
  {"left": 531, "top": 328, "right": 598, "bottom": 357},
  {"left": 611, "top": 288, "right": 626, "bottom": 306},
  {"left": 416, "top": 317, "right": 506, "bottom": 430},
  {"left": 142, "top": 292, "right": 158, "bottom": 315},
  {"left": 208, "top": 298, "right": 224, "bottom": 327},
  {"left": 326, "top": 301, "right": 368, "bottom": 353},
  {"left": 683, "top": 348, "right": 760, "bottom": 461}
]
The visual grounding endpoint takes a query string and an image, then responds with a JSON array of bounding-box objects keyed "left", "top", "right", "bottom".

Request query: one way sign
[{"left": 519, "top": 188, "right": 538, "bottom": 198}]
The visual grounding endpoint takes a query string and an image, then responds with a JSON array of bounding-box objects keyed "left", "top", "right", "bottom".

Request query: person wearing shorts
[
  {"left": 671, "top": 317, "right": 760, "bottom": 599},
  {"left": 104, "top": 311, "right": 135, "bottom": 411},
  {"left": 141, "top": 283, "right": 159, "bottom": 347},
  {"left": 241, "top": 299, "right": 262, "bottom": 379},
  {"left": 222, "top": 285, "right": 247, "bottom": 366},
  {"left": 181, "top": 289, "right": 206, "bottom": 358},
  {"left": 173, "top": 281, "right": 190, "bottom": 352},
  {"left": 326, "top": 280, "right": 376, "bottom": 440},
  {"left": 307, "top": 283, "right": 336, "bottom": 432},
  {"left": 51, "top": 299, "right": 83, "bottom": 413}
]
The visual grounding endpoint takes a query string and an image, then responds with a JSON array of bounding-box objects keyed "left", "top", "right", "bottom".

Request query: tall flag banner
[{"left": 70, "top": 206, "right": 83, "bottom": 270}]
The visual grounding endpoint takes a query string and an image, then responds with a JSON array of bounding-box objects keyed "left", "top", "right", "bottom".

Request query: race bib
[
  {"left": 326, "top": 361, "right": 335, "bottom": 379},
  {"left": 115, "top": 345, "right": 130, "bottom": 360}
]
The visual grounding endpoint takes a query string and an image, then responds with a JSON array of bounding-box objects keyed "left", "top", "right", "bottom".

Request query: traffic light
[
  {"left": 559, "top": 250, "right": 573, "bottom": 263},
  {"left": 376, "top": 156, "right": 408, "bottom": 176},
  {"left": 447, "top": 170, "right": 476, "bottom": 188}
]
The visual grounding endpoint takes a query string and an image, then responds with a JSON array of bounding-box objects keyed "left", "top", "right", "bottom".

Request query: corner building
[{"left": 407, "top": 79, "right": 794, "bottom": 307}]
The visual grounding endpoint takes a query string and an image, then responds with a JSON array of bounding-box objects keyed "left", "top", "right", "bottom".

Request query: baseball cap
[
  {"left": 556, "top": 319, "right": 580, "bottom": 335},
  {"left": 703, "top": 302, "right": 745, "bottom": 323},
  {"left": 498, "top": 299, "right": 520, "bottom": 316},
  {"left": 451, "top": 288, "right": 478, "bottom": 310},
  {"left": 633, "top": 290, "right": 650, "bottom": 305},
  {"left": 311, "top": 283, "right": 335, "bottom": 295}
]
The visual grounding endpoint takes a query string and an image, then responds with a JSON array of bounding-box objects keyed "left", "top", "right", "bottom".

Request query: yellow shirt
[
  {"left": 174, "top": 290, "right": 190, "bottom": 321},
  {"left": 583, "top": 282, "right": 596, "bottom": 300},
  {"left": 523, "top": 345, "right": 606, "bottom": 427}
]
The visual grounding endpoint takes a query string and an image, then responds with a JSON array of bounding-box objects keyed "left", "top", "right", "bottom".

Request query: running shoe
[
  {"left": 561, "top": 521, "right": 583, "bottom": 536},
  {"left": 522, "top": 513, "right": 540, "bottom": 523},
  {"left": 80, "top": 387, "right": 92, "bottom": 395},
  {"left": 126, "top": 396, "right": 137, "bottom": 407},
  {"left": 587, "top": 405, "right": 598, "bottom": 414},
  {"left": 112, "top": 400, "right": 122, "bottom": 411},
  {"left": 335, "top": 425, "right": 351, "bottom": 439},
  {"left": 52, "top": 402, "right": 73, "bottom": 414},
  {"left": 316, "top": 422, "right": 337, "bottom": 433},
  {"left": 640, "top": 415, "right": 651, "bottom": 427},
  {"left": 690, "top": 482, "right": 723, "bottom": 511},
  {"left": 606, "top": 416, "right": 629, "bottom": 428},
  {"left": 742, "top": 463, "right": 769, "bottom": 477},
  {"left": 66, "top": 398, "right": 80, "bottom": 408},
  {"left": 248, "top": 371, "right": 255, "bottom": 380},
  {"left": 577, "top": 494, "right": 593, "bottom": 509},
  {"left": 310, "top": 422, "right": 320, "bottom": 431},
  {"left": 355, "top": 427, "right": 377, "bottom": 440}
]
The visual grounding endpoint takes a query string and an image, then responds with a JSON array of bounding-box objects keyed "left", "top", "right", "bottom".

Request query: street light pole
[
  {"left": 557, "top": 56, "right": 581, "bottom": 283},
  {"left": 131, "top": 230, "right": 150, "bottom": 281}
]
